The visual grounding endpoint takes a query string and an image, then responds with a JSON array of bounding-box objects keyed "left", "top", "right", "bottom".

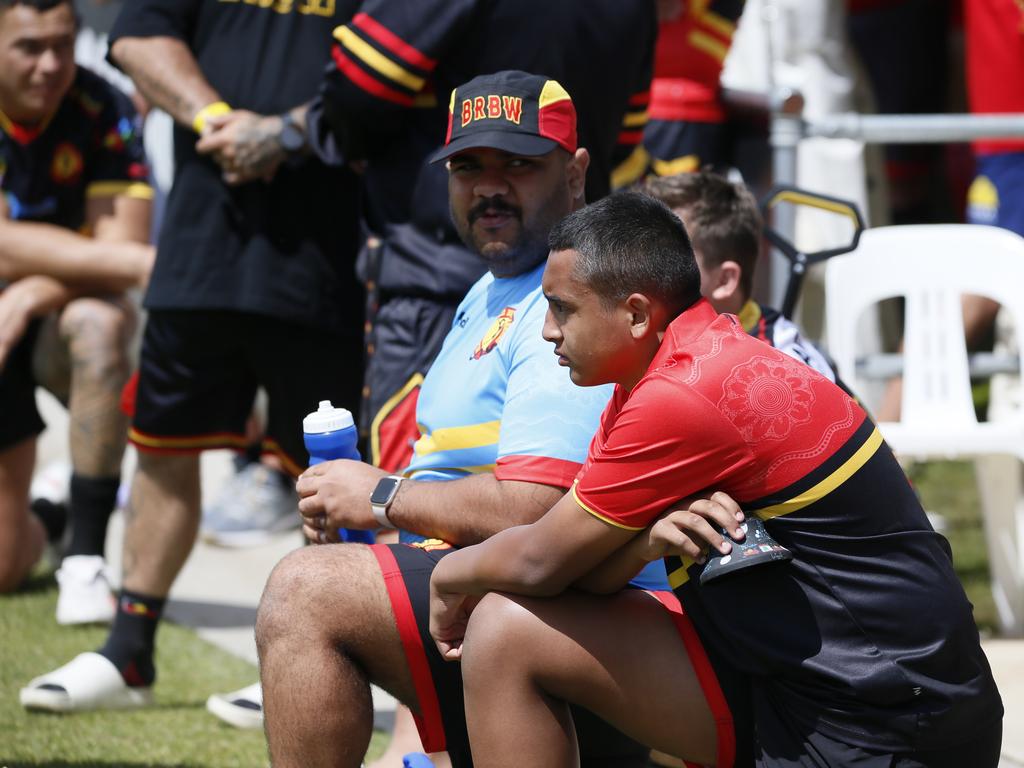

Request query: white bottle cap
[{"left": 302, "top": 400, "right": 354, "bottom": 434}]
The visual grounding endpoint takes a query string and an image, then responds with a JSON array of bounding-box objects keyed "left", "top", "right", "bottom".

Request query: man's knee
[
  {"left": 59, "top": 297, "right": 137, "bottom": 365},
  {"left": 463, "top": 592, "right": 542, "bottom": 672},
  {"left": 257, "top": 544, "right": 390, "bottom": 652}
]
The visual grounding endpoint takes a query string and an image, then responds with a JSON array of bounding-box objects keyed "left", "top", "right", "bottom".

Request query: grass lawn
[{"left": 0, "top": 569, "right": 387, "bottom": 767}]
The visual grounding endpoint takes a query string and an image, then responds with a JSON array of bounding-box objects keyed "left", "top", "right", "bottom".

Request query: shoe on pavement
[
  {"left": 20, "top": 652, "right": 153, "bottom": 712},
  {"left": 200, "top": 463, "right": 300, "bottom": 548},
  {"left": 55, "top": 555, "right": 116, "bottom": 625},
  {"left": 207, "top": 681, "right": 263, "bottom": 729}
]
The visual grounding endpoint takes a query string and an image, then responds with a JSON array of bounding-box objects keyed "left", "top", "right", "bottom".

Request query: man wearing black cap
[
  {"left": 308, "top": 0, "right": 657, "bottom": 480},
  {"left": 257, "top": 71, "right": 666, "bottom": 768}
]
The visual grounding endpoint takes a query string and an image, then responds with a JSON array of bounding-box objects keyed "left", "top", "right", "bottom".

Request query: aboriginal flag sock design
[{"left": 98, "top": 590, "right": 165, "bottom": 687}]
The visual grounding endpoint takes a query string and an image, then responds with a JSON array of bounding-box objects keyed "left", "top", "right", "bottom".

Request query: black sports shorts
[
  {"left": 751, "top": 695, "right": 1001, "bottom": 768},
  {"left": 0, "top": 319, "right": 45, "bottom": 451},
  {"left": 127, "top": 309, "right": 363, "bottom": 476},
  {"left": 371, "top": 542, "right": 657, "bottom": 768}
]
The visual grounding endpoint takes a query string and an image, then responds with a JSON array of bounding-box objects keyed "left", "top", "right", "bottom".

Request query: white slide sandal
[{"left": 20, "top": 652, "right": 153, "bottom": 712}]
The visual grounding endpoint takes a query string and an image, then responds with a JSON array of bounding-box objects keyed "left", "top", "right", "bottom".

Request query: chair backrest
[{"left": 825, "top": 224, "right": 1024, "bottom": 429}]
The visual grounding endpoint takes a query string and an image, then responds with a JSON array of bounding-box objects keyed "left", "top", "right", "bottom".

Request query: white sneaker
[
  {"left": 30, "top": 460, "right": 72, "bottom": 505},
  {"left": 55, "top": 555, "right": 115, "bottom": 625},
  {"left": 201, "top": 463, "right": 300, "bottom": 548},
  {"left": 206, "top": 681, "right": 263, "bottom": 729}
]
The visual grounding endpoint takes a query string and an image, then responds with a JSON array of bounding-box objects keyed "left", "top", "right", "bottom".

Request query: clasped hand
[
  {"left": 641, "top": 491, "right": 747, "bottom": 564},
  {"left": 195, "top": 110, "right": 287, "bottom": 186}
]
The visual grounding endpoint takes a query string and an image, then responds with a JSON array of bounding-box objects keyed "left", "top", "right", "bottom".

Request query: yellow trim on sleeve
[
  {"left": 651, "top": 154, "right": 700, "bottom": 177},
  {"left": 611, "top": 145, "right": 650, "bottom": 190},
  {"left": 571, "top": 483, "right": 646, "bottom": 531},
  {"left": 86, "top": 181, "right": 154, "bottom": 200},
  {"left": 623, "top": 110, "right": 649, "bottom": 128},
  {"left": 758, "top": 428, "right": 884, "bottom": 520},
  {"left": 335, "top": 26, "right": 425, "bottom": 91},
  {"left": 698, "top": 9, "right": 737, "bottom": 38},
  {"left": 688, "top": 30, "right": 729, "bottom": 62}
]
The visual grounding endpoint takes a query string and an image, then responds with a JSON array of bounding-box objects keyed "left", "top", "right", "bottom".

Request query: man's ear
[
  {"left": 567, "top": 148, "right": 590, "bottom": 201},
  {"left": 624, "top": 292, "right": 657, "bottom": 340},
  {"left": 709, "top": 260, "right": 743, "bottom": 303}
]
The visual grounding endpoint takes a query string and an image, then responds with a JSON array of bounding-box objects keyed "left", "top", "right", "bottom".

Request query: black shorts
[
  {"left": 127, "top": 309, "right": 363, "bottom": 476},
  {"left": 0, "top": 319, "right": 45, "bottom": 452},
  {"left": 751, "top": 692, "right": 1002, "bottom": 768},
  {"left": 370, "top": 542, "right": 655, "bottom": 768},
  {"left": 676, "top": 602, "right": 1001, "bottom": 768}
]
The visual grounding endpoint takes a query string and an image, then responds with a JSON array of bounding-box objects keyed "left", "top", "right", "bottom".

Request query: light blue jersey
[
  {"left": 399, "top": 261, "right": 669, "bottom": 591},
  {"left": 406, "top": 261, "right": 609, "bottom": 487}
]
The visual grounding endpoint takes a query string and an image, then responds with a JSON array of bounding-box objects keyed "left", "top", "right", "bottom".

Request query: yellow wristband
[{"left": 192, "top": 101, "right": 231, "bottom": 134}]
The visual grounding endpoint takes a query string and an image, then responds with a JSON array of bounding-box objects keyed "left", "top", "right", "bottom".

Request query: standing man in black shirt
[
  {"left": 0, "top": 0, "right": 152, "bottom": 609},
  {"left": 20, "top": 0, "right": 365, "bottom": 713}
]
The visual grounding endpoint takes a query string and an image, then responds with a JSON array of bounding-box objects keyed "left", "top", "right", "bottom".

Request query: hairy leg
[
  {"left": 0, "top": 437, "right": 45, "bottom": 591},
  {"left": 121, "top": 451, "right": 200, "bottom": 595},
  {"left": 257, "top": 544, "right": 417, "bottom": 768},
  {"left": 461, "top": 590, "right": 719, "bottom": 768},
  {"left": 34, "top": 296, "right": 137, "bottom": 477}
]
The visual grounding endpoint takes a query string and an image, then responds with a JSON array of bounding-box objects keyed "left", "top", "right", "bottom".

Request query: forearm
[
  {"left": 110, "top": 36, "right": 220, "bottom": 128},
  {"left": 433, "top": 524, "right": 571, "bottom": 598},
  {"left": 387, "top": 474, "right": 565, "bottom": 546},
  {"left": 0, "top": 220, "right": 147, "bottom": 290},
  {"left": 5, "top": 275, "right": 79, "bottom": 317},
  {"left": 574, "top": 533, "right": 655, "bottom": 594}
]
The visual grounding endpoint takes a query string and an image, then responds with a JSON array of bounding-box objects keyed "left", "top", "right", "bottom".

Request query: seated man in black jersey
[
  {"left": 0, "top": 0, "right": 153, "bottom": 610},
  {"left": 430, "top": 192, "right": 1004, "bottom": 768}
]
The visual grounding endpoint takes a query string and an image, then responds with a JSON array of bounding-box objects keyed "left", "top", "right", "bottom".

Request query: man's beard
[{"left": 460, "top": 196, "right": 557, "bottom": 277}]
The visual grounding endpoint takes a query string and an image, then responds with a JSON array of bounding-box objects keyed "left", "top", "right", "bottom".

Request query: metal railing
[{"left": 769, "top": 103, "right": 1024, "bottom": 306}]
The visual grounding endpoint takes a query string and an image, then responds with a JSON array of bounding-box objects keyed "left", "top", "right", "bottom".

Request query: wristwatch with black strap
[{"left": 278, "top": 111, "right": 306, "bottom": 155}]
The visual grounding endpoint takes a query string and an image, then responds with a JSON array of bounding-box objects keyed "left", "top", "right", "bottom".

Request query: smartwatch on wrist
[
  {"left": 370, "top": 475, "right": 404, "bottom": 528},
  {"left": 278, "top": 111, "right": 306, "bottom": 154}
]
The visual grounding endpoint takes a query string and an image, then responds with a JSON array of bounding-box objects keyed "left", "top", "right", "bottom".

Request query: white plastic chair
[{"left": 825, "top": 224, "right": 1024, "bottom": 635}]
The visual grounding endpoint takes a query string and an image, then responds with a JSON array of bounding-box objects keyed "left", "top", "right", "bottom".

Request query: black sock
[
  {"left": 30, "top": 498, "right": 67, "bottom": 543},
  {"left": 98, "top": 589, "right": 165, "bottom": 687},
  {"left": 65, "top": 475, "right": 120, "bottom": 557}
]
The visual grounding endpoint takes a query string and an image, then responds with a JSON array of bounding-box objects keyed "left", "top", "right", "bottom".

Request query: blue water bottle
[{"left": 302, "top": 400, "right": 375, "bottom": 544}]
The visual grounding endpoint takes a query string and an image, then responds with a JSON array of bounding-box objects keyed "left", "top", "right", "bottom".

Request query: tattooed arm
[
  {"left": 109, "top": 36, "right": 222, "bottom": 131},
  {"left": 194, "top": 105, "right": 309, "bottom": 186}
]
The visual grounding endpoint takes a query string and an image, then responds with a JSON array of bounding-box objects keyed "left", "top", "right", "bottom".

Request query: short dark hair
[
  {"left": 0, "top": 0, "right": 72, "bottom": 12},
  {"left": 548, "top": 191, "right": 701, "bottom": 317},
  {"left": 642, "top": 170, "right": 762, "bottom": 299}
]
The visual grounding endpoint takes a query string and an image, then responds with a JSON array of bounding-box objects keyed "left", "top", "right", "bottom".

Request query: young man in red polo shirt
[{"left": 429, "top": 192, "right": 1003, "bottom": 768}]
